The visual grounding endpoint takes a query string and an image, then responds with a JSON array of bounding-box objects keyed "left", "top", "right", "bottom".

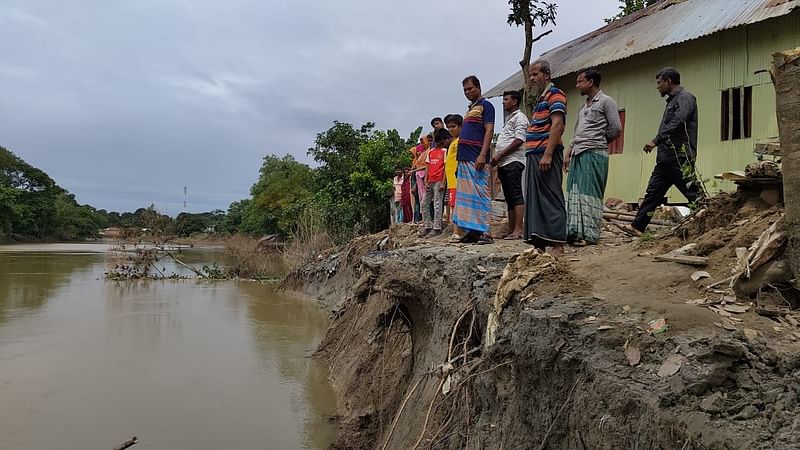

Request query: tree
[
  {"left": 308, "top": 122, "right": 416, "bottom": 239},
  {"left": 240, "top": 154, "right": 315, "bottom": 236},
  {"left": 605, "top": 0, "right": 660, "bottom": 24},
  {"left": 507, "top": 0, "right": 558, "bottom": 115},
  {"left": 773, "top": 48, "right": 800, "bottom": 283}
]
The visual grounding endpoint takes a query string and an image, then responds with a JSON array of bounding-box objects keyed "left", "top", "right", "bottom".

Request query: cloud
[{"left": 0, "top": 0, "right": 620, "bottom": 214}]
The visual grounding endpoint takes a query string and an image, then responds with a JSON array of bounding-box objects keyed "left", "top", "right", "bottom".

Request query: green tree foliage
[
  {"left": 239, "top": 154, "right": 315, "bottom": 235},
  {"left": 0, "top": 145, "right": 105, "bottom": 241},
  {"left": 229, "top": 122, "right": 419, "bottom": 242},
  {"left": 174, "top": 210, "right": 226, "bottom": 236},
  {"left": 605, "top": 0, "right": 659, "bottom": 23}
]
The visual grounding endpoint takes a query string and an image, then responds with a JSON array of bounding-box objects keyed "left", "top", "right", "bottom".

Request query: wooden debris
[
  {"left": 756, "top": 307, "right": 787, "bottom": 318},
  {"left": 691, "top": 271, "right": 711, "bottom": 282},
  {"left": 686, "top": 298, "right": 709, "bottom": 305},
  {"left": 723, "top": 304, "right": 751, "bottom": 314},
  {"left": 785, "top": 315, "right": 799, "bottom": 327},
  {"left": 655, "top": 254, "right": 709, "bottom": 266},
  {"left": 754, "top": 142, "right": 781, "bottom": 157},
  {"left": 597, "top": 325, "right": 614, "bottom": 331}
]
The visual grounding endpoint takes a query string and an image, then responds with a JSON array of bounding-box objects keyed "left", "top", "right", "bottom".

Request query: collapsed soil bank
[{"left": 284, "top": 224, "right": 800, "bottom": 449}]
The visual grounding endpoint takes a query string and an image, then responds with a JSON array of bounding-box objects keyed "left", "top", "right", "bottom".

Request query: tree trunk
[
  {"left": 773, "top": 48, "right": 800, "bottom": 282},
  {"left": 519, "top": 14, "right": 535, "bottom": 117}
]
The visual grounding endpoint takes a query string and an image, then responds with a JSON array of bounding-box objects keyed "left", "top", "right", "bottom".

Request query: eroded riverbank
[{"left": 286, "top": 223, "right": 800, "bottom": 449}]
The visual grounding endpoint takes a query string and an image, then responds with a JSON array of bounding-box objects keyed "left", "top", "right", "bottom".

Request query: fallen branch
[
  {"left": 164, "top": 251, "right": 207, "bottom": 278},
  {"left": 113, "top": 436, "right": 138, "bottom": 450},
  {"left": 654, "top": 254, "right": 708, "bottom": 266},
  {"left": 603, "top": 211, "right": 672, "bottom": 226}
]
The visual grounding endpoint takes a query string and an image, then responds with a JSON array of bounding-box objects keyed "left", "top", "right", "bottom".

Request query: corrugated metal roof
[{"left": 485, "top": 0, "right": 800, "bottom": 97}]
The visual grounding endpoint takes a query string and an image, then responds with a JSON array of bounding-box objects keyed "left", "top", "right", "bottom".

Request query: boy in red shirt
[{"left": 419, "top": 128, "right": 450, "bottom": 237}]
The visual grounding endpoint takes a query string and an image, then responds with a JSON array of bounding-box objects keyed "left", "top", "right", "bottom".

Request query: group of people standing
[{"left": 392, "top": 61, "right": 703, "bottom": 256}]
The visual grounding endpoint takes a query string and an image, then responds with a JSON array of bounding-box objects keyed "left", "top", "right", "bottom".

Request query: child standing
[
  {"left": 420, "top": 128, "right": 450, "bottom": 237},
  {"left": 392, "top": 169, "right": 404, "bottom": 224},
  {"left": 444, "top": 114, "right": 463, "bottom": 241}
]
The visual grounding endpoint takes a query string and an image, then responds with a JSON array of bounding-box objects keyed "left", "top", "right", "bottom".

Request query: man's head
[
  {"left": 433, "top": 128, "right": 451, "bottom": 148},
  {"left": 394, "top": 168, "right": 402, "bottom": 177},
  {"left": 462, "top": 75, "right": 481, "bottom": 102},
  {"left": 430, "top": 117, "right": 444, "bottom": 129},
  {"left": 528, "top": 60, "right": 551, "bottom": 92},
  {"left": 576, "top": 68, "right": 601, "bottom": 96},
  {"left": 444, "top": 114, "right": 463, "bottom": 138},
  {"left": 655, "top": 67, "right": 681, "bottom": 97},
  {"left": 502, "top": 90, "right": 522, "bottom": 113},
  {"left": 426, "top": 133, "right": 433, "bottom": 148}
]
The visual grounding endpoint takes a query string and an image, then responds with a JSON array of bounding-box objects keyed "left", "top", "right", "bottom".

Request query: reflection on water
[{"left": 0, "top": 245, "right": 337, "bottom": 450}]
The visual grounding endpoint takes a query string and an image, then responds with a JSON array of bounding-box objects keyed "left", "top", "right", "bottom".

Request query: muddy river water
[{"left": 0, "top": 244, "right": 337, "bottom": 450}]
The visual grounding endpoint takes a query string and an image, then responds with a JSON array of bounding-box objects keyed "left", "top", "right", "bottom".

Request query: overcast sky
[{"left": 0, "top": 0, "right": 619, "bottom": 215}]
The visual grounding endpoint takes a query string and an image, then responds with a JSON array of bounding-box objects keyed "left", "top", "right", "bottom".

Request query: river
[{"left": 0, "top": 243, "right": 338, "bottom": 450}]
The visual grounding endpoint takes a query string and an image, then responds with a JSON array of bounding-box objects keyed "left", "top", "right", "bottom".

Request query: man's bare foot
[{"left": 548, "top": 244, "right": 565, "bottom": 257}]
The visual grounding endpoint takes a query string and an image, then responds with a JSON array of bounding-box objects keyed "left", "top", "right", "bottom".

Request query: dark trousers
[{"left": 632, "top": 160, "right": 703, "bottom": 231}]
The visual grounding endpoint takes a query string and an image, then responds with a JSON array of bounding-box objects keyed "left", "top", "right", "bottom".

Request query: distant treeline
[
  {"left": 0, "top": 145, "right": 232, "bottom": 242},
  {"left": 2, "top": 120, "right": 418, "bottom": 243}
]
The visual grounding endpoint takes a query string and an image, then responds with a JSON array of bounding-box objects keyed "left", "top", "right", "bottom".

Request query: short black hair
[
  {"left": 531, "top": 60, "right": 551, "bottom": 77},
  {"left": 502, "top": 90, "right": 522, "bottom": 106},
  {"left": 462, "top": 75, "right": 481, "bottom": 88},
  {"left": 433, "top": 128, "right": 450, "bottom": 144},
  {"left": 578, "top": 68, "right": 602, "bottom": 87},
  {"left": 430, "top": 117, "right": 443, "bottom": 127},
  {"left": 656, "top": 67, "right": 681, "bottom": 85},
  {"left": 444, "top": 114, "right": 463, "bottom": 127}
]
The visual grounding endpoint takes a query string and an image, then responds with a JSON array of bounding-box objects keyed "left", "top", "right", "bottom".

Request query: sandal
[
  {"left": 615, "top": 223, "right": 643, "bottom": 237},
  {"left": 459, "top": 231, "right": 480, "bottom": 244},
  {"left": 503, "top": 234, "right": 522, "bottom": 240},
  {"left": 475, "top": 233, "right": 494, "bottom": 245}
]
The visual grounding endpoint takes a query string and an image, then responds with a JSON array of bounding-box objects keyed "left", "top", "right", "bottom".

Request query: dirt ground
[{"left": 283, "top": 191, "right": 800, "bottom": 449}]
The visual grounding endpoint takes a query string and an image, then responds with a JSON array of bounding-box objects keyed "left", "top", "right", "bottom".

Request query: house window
[
  {"left": 608, "top": 109, "right": 625, "bottom": 155},
  {"left": 721, "top": 86, "right": 752, "bottom": 141}
]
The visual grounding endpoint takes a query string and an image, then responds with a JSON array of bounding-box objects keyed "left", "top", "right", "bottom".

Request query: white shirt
[{"left": 495, "top": 109, "right": 528, "bottom": 167}]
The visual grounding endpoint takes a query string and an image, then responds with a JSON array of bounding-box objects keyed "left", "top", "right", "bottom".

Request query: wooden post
[{"left": 773, "top": 48, "right": 800, "bottom": 281}]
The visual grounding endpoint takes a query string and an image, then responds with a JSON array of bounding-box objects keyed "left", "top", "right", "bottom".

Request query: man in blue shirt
[{"left": 452, "top": 75, "right": 495, "bottom": 244}]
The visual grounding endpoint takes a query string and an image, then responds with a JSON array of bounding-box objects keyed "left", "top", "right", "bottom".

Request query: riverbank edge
[{"left": 282, "top": 224, "right": 800, "bottom": 449}]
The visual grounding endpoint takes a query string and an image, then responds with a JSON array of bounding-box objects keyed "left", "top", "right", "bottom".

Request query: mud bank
[{"left": 284, "top": 224, "right": 800, "bottom": 449}]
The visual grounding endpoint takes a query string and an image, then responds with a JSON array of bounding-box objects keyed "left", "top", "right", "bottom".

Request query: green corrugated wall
[{"left": 555, "top": 10, "right": 800, "bottom": 203}]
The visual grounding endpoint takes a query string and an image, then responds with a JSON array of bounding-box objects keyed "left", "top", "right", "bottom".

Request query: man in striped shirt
[
  {"left": 524, "top": 60, "right": 568, "bottom": 256},
  {"left": 452, "top": 75, "right": 495, "bottom": 244}
]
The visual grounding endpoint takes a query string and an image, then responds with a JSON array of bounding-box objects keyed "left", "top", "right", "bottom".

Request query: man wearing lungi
[
  {"left": 563, "top": 68, "right": 622, "bottom": 245},
  {"left": 452, "top": 75, "right": 495, "bottom": 244},
  {"left": 524, "top": 60, "right": 568, "bottom": 255}
]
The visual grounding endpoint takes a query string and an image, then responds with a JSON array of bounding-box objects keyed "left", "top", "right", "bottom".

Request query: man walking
[
  {"left": 623, "top": 67, "right": 704, "bottom": 236},
  {"left": 564, "top": 68, "right": 622, "bottom": 245},
  {"left": 524, "top": 60, "right": 568, "bottom": 255},
  {"left": 491, "top": 90, "right": 528, "bottom": 240},
  {"left": 453, "top": 75, "right": 495, "bottom": 244}
]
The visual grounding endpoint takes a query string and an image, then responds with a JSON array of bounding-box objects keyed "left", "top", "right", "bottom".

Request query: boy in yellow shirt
[{"left": 444, "top": 114, "right": 462, "bottom": 241}]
